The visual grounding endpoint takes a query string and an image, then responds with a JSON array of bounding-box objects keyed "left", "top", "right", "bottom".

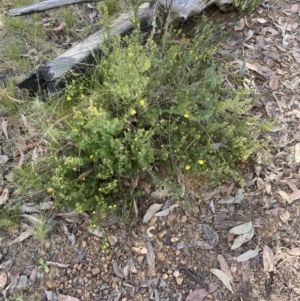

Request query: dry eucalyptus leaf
[
  {"left": 269, "top": 75, "right": 280, "bottom": 90},
  {"left": 265, "top": 207, "right": 285, "bottom": 216},
  {"left": 0, "top": 187, "right": 9, "bottom": 205},
  {"left": 217, "top": 255, "right": 233, "bottom": 282},
  {"left": 7, "top": 230, "right": 31, "bottom": 246},
  {"left": 0, "top": 272, "right": 7, "bottom": 289},
  {"left": 122, "top": 258, "right": 134, "bottom": 278},
  {"left": 150, "top": 187, "right": 169, "bottom": 200},
  {"left": 277, "top": 190, "right": 290, "bottom": 202},
  {"left": 186, "top": 284, "right": 219, "bottom": 300},
  {"left": 58, "top": 295, "right": 80, "bottom": 301},
  {"left": 231, "top": 227, "right": 255, "bottom": 250},
  {"left": 256, "top": 18, "right": 267, "bottom": 23},
  {"left": 155, "top": 204, "right": 179, "bottom": 217},
  {"left": 263, "top": 245, "right": 275, "bottom": 272},
  {"left": 210, "top": 268, "right": 233, "bottom": 293},
  {"left": 280, "top": 210, "right": 290, "bottom": 223},
  {"left": 29, "top": 267, "right": 38, "bottom": 285},
  {"left": 296, "top": 143, "right": 300, "bottom": 163},
  {"left": 143, "top": 203, "right": 163, "bottom": 223},
  {"left": 229, "top": 221, "right": 253, "bottom": 235},
  {"left": 284, "top": 248, "right": 300, "bottom": 256},
  {"left": 290, "top": 4, "right": 299, "bottom": 13},
  {"left": 111, "top": 260, "right": 125, "bottom": 278},
  {"left": 202, "top": 186, "right": 225, "bottom": 201},
  {"left": 288, "top": 190, "right": 300, "bottom": 203},
  {"left": 1, "top": 120, "right": 8, "bottom": 139},
  {"left": 236, "top": 247, "right": 259, "bottom": 262},
  {"left": 88, "top": 225, "right": 105, "bottom": 238}
]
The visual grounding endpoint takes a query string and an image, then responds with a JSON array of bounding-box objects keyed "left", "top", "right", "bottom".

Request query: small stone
[
  {"left": 168, "top": 213, "right": 176, "bottom": 222},
  {"left": 181, "top": 216, "right": 187, "bottom": 222},
  {"left": 162, "top": 274, "right": 168, "bottom": 280},
  {"left": 173, "top": 270, "right": 180, "bottom": 277},
  {"left": 176, "top": 276, "right": 183, "bottom": 285},
  {"left": 158, "top": 230, "right": 168, "bottom": 238},
  {"left": 84, "top": 292, "right": 90, "bottom": 299},
  {"left": 175, "top": 250, "right": 181, "bottom": 256},
  {"left": 157, "top": 252, "right": 166, "bottom": 261},
  {"left": 192, "top": 207, "right": 200, "bottom": 214},
  {"left": 170, "top": 237, "right": 179, "bottom": 242},
  {"left": 107, "top": 235, "right": 118, "bottom": 246},
  {"left": 86, "top": 273, "right": 92, "bottom": 278},
  {"left": 92, "top": 267, "right": 101, "bottom": 275},
  {"left": 139, "top": 288, "right": 147, "bottom": 294},
  {"left": 82, "top": 241, "right": 87, "bottom": 248},
  {"left": 149, "top": 216, "right": 158, "bottom": 226},
  {"left": 46, "top": 280, "right": 60, "bottom": 288},
  {"left": 77, "top": 289, "right": 83, "bottom": 294}
]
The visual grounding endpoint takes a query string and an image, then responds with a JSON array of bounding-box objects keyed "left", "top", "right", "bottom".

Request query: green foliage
[
  {"left": 233, "top": 0, "right": 263, "bottom": 14},
  {"left": 45, "top": 20, "right": 269, "bottom": 218},
  {"left": 27, "top": 213, "right": 53, "bottom": 241},
  {"left": 0, "top": 205, "right": 20, "bottom": 229},
  {"left": 38, "top": 258, "right": 49, "bottom": 273}
]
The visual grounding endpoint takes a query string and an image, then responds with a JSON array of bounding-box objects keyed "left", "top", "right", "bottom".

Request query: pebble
[
  {"left": 82, "top": 241, "right": 87, "bottom": 248},
  {"left": 181, "top": 216, "right": 188, "bottom": 222},
  {"left": 168, "top": 213, "right": 177, "bottom": 222},
  {"left": 157, "top": 252, "right": 166, "bottom": 261},
  {"left": 162, "top": 274, "right": 168, "bottom": 280},
  {"left": 92, "top": 267, "right": 101, "bottom": 275},
  {"left": 107, "top": 235, "right": 118, "bottom": 246},
  {"left": 46, "top": 280, "right": 60, "bottom": 288},
  {"left": 176, "top": 276, "right": 183, "bottom": 285},
  {"left": 158, "top": 229, "right": 168, "bottom": 238}
]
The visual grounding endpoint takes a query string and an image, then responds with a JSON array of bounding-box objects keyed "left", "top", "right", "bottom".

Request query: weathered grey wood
[
  {"left": 9, "top": 0, "right": 101, "bottom": 17},
  {"left": 17, "top": 4, "right": 153, "bottom": 96},
  {"left": 10, "top": 0, "right": 234, "bottom": 18}
]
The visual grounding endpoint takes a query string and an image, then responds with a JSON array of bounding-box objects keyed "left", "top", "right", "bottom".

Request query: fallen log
[
  {"left": 9, "top": 0, "right": 101, "bottom": 17},
  {"left": 10, "top": 0, "right": 234, "bottom": 19},
  {"left": 17, "top": 3, "right": 153, "bottom": 96}
]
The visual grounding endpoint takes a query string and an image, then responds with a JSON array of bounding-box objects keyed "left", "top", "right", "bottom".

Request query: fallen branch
[
  {"left": 17, "top": 3, "right": 153, "bottom": 96},
  {"left": 9, "top": 0, "right": 101, "bottom": 17}
]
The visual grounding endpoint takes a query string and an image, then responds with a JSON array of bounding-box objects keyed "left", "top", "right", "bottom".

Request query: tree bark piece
[
  {"left": 17, "top": 4, "right": 153, "bottom": 96},
  {"left": 9, "top": 0, "right": 101, "bottom": 17}
]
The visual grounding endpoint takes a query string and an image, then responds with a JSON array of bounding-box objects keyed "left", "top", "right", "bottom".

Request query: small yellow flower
[
  {"left": 80, "top": 94, "right": 85, "bottom": 99},
  {"left": 185, "top": 165, "right": 191, "bottom": 170},
  {"left": 198, "top": 160, "right": 205, "bottom": 165},
  {"left": 66, "top": 95, "right": 72, "bottom": 101},
  {"left": 131, "top": 109, "right": 137, "bottom": 115},
  {"left": 134, "top": 137, "right": 138, "bottom": 142},
  {"left": 184, "top": 113, "right": 189, "bottom": 118},
  {"left": 139, "top": 99, "right": 145, "bottom": 106}
]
